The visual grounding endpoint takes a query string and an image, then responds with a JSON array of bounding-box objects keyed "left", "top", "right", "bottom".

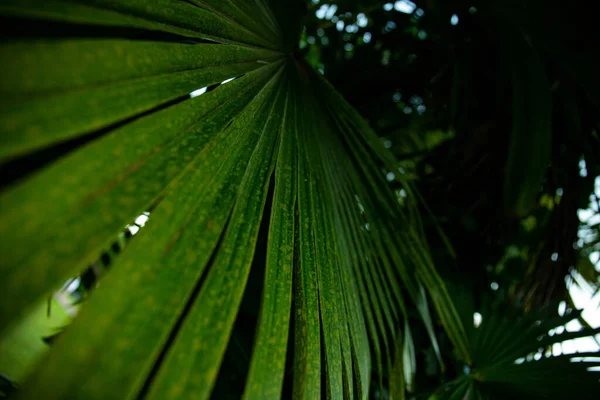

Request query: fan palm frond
[{"left": 0, "top": 1, "right": 466, "bottom": 398}]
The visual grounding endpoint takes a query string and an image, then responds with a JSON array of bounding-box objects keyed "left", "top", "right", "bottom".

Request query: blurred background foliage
[
  {"left": 300, "top": 0, "right": 600, "bottom": 310},
  {"left": 301, "top": 0, "right": 600, "bottom": 396},
  {"left": 1, "top": 0, "right": 599, "bottom": 398}
]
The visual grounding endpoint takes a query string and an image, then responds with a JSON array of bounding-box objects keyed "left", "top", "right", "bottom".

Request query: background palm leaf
[{"left": 437, "top": 285, "right": 600, "bottom": 399}]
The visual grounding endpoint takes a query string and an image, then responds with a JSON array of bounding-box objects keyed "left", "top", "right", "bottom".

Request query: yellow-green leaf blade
[{"left": 243, "top": 75, "right": 297, "bottom": 400}]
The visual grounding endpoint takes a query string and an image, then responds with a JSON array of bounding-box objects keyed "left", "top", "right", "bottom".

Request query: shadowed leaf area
[{"left": 0, "top": 0, "right": 598, "bottom": 399}]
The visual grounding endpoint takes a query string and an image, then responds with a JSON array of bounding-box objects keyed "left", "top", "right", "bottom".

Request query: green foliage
[
  {"left": 0, "top": 298, "right": 71, "bottom": 384},
  {"left": 0, "top": 1, "right": 598, "bottom": 399},
  {"left": 0, "top": 1, "right": 465, "bottom": 398},
  {"left": 437, "top": 292, "right": 600, "bottom": 399},
  {"left": 503, "top": 40, "right": 552, "bottom": 217}
]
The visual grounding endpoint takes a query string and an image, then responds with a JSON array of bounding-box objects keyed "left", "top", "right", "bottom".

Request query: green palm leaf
[
  {"left": 0, "top": 1, "right": 494, "bottom": 399},
  {"left": 436, "top": 287, "right": 600, "bottom": 400}
]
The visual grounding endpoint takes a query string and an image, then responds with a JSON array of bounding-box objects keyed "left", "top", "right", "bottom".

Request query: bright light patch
[
  {"left": 221, "top": 77, "right": 235, "bottom": 84},
  {"left": 553, "top": 343, "right": 562, "bottom": 355},
  {"left": 558, "top": 301, "right": 566, "bottom": 316},
  {"left": 336, "top": 20, "right": 345, "bottom": 31},
  {"left": 490, "top": 281, "right": 499, "bottom": 291},
  {"left": 346, "top": 24, "right": 358, "bottom": 33},
  {"left": 394, "top": 0, "right": 416, "bottom": 14},
  {"left": 568, "top": 271, "right": 600, "bottom": 330},
  {"left": 65, "top": 277, "right": 81, "bottom": 294},
  {"left": 357, "top": 13, "right": 368, "bottom": 28},
  {"left": 590, "top": 251, "right": 600, "bottom": 265},
  {"left": 579, "top": 157, "right": 588, "bottom": 177},
  {"left": 558, "top": 266, "right": 600, "bottom": 355},
  {"left": 572, "top": 357, "right": 600, "bottom": 362},
  {"left": 316, "top": 5, "right": 328, "bottom": 19},
  {"left": 578, "top": 208, "right": 594, "bottom": 223},
  {"left": 450, "top": 14, "right": 459, "bottom": 25},
  {"left": 386, "top": 172, "right": 395, "bottom": 181},
  {"left": 127, "top": 225, "right": 140, "bottom": 235},
  {"left": 363, "top": 32, "right": 372, "bottom": 43},
  {"left": 135, "top": 214, "right": 149, "bottom": 227},
  {"left": 383, "top": 3, "right": 394, "bottom": 11},
  {"left": 325, "top": 4, "right": 338, "bottom": 20},
  {"left": 551, "top": 252, "right": 558, "bottom": 261},
  {"left": 473, "top": 312, "right": 482, "bottom": 328},
  {"left": 189, "top": 87, "right": 207, "bottom": 98}
]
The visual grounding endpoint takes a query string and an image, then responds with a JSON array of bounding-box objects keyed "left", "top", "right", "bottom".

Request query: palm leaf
[
  {"left": 1, "top": 1, "right": 469, "bottom": 398},
  {"left": 502, "top": 34, "right": 552, "bottom": 218},
  {"left": 436, "top": 290, "right": 600, "bottom": 400}
]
